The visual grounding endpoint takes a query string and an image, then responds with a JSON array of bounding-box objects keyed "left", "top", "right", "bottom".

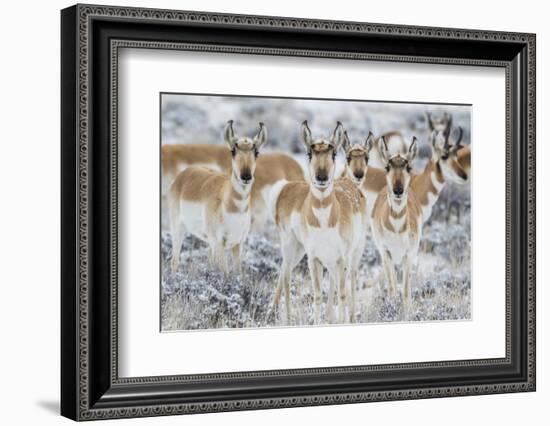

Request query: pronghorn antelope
[
  {"left": 371, "top": 136, "right": 423, "bottom": 304},
  {"left": 162, "top": 140, "right": 304, "bottom": 230},
  {"left": 270, "top": 121, "right": 368, "bottom": 324},
  {"left": 410, "top": 113, "right": 470, "bottom": 223},
  {"left": 351, "top": 132, "right": 408, "bottom": 221},
  {"left": 426, "top": 112, "right": 470, "bottom": 178},
  {"left": 168, "top": 120, "right": 267, "bottom": 273},
  {"left": 339, "top": 130, "right": 374, "bottom": 318},
  {"left": 340, "top": 130, "right": 375, "bottom": 186}
]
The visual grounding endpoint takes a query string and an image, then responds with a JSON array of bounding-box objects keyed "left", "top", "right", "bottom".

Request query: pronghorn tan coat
[
  {"left": 338, "top": 131, "right": 375, "bottom": 318},
  {"left": 371, "top": 137, "right": 423, "bottom": 304},
  {"left": 162, "top": 143, "right": 304, "bottom": 230},
  {"left": 410, "top": 115, "right": 470, "bottom": 223},
  {"left": 355, "top": 132, "right": 407, "bottom": 220},
  {"left": 168, "top": 121, "right": 267, "bottom": 273},
  {"left": 271, "top": 122, "right": 368, "bottom": 324}
]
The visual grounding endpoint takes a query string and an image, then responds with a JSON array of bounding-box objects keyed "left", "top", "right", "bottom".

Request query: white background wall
[{"left": 0, "top": 0, "right": 546, "bottom": 424}]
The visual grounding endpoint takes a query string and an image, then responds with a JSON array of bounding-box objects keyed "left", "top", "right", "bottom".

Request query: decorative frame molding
[{"left": 61, "top": 3, "right": 535, "bottom": 421}]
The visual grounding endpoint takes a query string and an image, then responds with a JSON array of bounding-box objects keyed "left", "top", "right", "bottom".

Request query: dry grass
[{"left": 160, "top": 208, "right": 471, "bottom": 331}]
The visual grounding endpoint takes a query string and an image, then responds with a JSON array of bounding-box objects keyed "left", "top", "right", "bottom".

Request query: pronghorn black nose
[
  {"left": 316, "top": 172, "right": 328, "bottom": 183},
  {"left": 393, "top": 184, "right": 404, "bottom": 196},
  {"left": 354, "top": 171, "right": 364, "bottom": 180},
  {"left": 240, "top": 171, "right": 252, "bottom": 183}
]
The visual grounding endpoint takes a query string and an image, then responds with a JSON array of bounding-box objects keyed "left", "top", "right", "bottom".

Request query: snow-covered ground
[{"left": 160, "top": 94, "right": 471, "bottom": 331}]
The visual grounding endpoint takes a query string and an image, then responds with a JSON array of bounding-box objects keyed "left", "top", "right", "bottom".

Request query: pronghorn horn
[
  {"left": 456, "top": 126, "right": 464, "bottom": 144},
  {"left": 443, "top": 135, "right": 452, "bottom": 151},
  {"left": 443, "top": 113, "right": 453, "bottom": 141},
  {"left": 451, "top": 127, "right": 464, "bottom": 152},
  {"left": 426, "top": 112, "right": 434, "bottom": 131},
  {"left": 442, "top": 116, "right": 453, "bottom": 151}
]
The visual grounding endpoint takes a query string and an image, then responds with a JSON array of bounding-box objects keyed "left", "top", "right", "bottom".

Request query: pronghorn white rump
[
  {"left": 270, "top": 121, "right": 368, "bottom": 324},
  {"left": 371, "top": 136, "right": 423, "bottom": 305},
  {"left": 168, "top": 121, "right": 267, "bottom": 273}
]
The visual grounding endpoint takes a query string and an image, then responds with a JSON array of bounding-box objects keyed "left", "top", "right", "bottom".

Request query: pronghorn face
[
  {"left": 427, "top": 111, "right": 452, "bottom": 138},
  {"left": 342, "top": 131, "right": 374, "bottom": 185},
  {"left": 430, "top": 127, "right": 468, "bottom": 184},
  {"left": 224, "top": 120, "right": 267, "bottom": 185},
  {"left": 300, "top": 121, "right": 344, "bottom": 189},
  {"left": 380, "top": 136, "right": 418, "bottom": 202}
]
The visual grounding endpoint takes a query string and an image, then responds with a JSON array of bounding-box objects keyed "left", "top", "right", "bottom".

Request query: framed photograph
[{"left": 61, "top": 4, "right": 536, "bottom": 421}]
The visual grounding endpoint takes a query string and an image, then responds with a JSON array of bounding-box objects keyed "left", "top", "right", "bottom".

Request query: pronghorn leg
[
  {"left": 207, "top": 246, "right": 214, "bottom": 265},
  {"left": 211, "top": 243, "right": 227, "bottom": 273},
  {"left": 348, "top": 248, "right": 362, "bottom": 323},
  {"left": 169, "top": 200, "right": 185, "bottom": 274},
  {"left": 280, "top": 263, "right": 292, "bottom": 325},
  {"left": 382, "top": 250, "right": 397, "bottom": 298},
  {"left": 272, "top": 272, "right": 284, "bottom": 312},
  {"left": 403, "top": 255, "right": 412, "bottom": 303},
  {"left": 326, "top": 265, "right": 337, "bottom": 324},
  {"left": 271, "top": 234, "right": 303, "bottom": 325},
  {"left": 267, "top": 263, "right": 287, "bottom": 324},
  {"left": 231, "top": 243, "right": 243, "bottom": 275},
  {"left": 272, "top": 263, "right": 291, "bottom": 325},
  {"left": 308, "top": 257, "right": 323, "bottom": 325},
  {"left": 349, "top": 268, "right": 357, "bottom": 323},
  {"left": 403, "top": 254, "right": 417, "bottom": 316},
  {"left": 337, "top": 259, "right": 347, "bottom": 324}
]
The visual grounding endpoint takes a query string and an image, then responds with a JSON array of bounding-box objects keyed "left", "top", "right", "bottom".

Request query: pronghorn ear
[
  {"left": 224, "top": 120, "right": 236, "bottom": 150},
  {"left": 300, "top": 120, "right": 313, "bottom": 151},
  {"left": 331, "top": 121, "right": 345, "bottom": 149},
  {"left": 365, "top": 132, "right": 375, "bottom": 153},
  {"left": 342, "top": 130, "right": 351, "bottom": 154},
  {"left": 254, "top": 122, "right": 268, "bottom": 149},
  {"left": 379, "top": 136, "right": 390, "bottom": 165},
  {"left": 408, "top": 137, "right": 419, "bottom": 162}
]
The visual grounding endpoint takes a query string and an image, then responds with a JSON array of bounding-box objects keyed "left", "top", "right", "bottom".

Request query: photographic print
[{"left": 160, "top": 93, "right": 471, "bottom": 331}]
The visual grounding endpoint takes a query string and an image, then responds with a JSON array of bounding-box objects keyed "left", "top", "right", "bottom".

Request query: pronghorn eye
[
  {"left": 406, "top": 165, "right": 412, "bottom": 173},
  {"left": 441, "top": 154, "right": 449, "bottom": 160},
  {"left": 332, "top": 151, "right": 336, "bottom": 160},
  {"left": 254, "top": 149, "right": 259, "bottom": 158},
  {"left": 385, "top": 165, "right": 390, "bottom": 172},
  {"left": 231, "top": 148, "right": 236, "bottom": 157},
  {"left": 346, "top": 156, "right": 351, "bottom": 164},
  {"left": 307, "top": 151, "right": 312, "bottom": 160}
]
